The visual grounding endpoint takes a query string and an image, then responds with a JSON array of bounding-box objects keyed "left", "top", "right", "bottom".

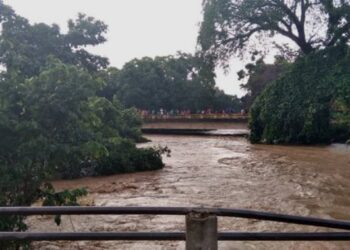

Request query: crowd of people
[{"left": 138, "top": 108, "right": 245, "bottom": 118}]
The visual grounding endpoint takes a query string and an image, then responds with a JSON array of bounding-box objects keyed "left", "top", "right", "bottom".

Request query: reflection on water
[{"left": 29, "top": 133, "right": 350, "bottom": 249}]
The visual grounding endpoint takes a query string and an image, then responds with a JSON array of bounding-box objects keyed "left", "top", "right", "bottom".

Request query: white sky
[{"left": 4, "top": 0, "right": 246, "bottom": 96}]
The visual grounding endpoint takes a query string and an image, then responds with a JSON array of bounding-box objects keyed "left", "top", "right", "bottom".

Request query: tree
[
  {"left": 239, "top": 57, "right": 288, "bottom": 109},
  {"left": 0, "top": 2, "right": 109, "bottom": 78},
  {"left": 198, "top": 0, "right": 350, "bottom": 64},
  {"left": 249, "top": 45, "right": 350, "bottom": 144}
]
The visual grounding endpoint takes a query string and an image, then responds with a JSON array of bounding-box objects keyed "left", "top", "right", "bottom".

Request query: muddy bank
[{"left": 28, "top": 135, "right": 350, "bottom": 249}]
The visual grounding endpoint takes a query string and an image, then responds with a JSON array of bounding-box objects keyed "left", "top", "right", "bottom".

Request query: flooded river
[{"left": 29, "top": 124, "right": 350, "bottom": 249}]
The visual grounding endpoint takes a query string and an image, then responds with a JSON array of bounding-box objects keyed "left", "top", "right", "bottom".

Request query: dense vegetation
[
  {"left": 199, "top": 0, "right": 350, "bottom": 144},
  {"left": 250, "top": 46, "right": 350, "bottom": 144},
  {"left": 0, "top": 3, "right": 166, "bottom": 247},
  {"left": 238, "top": 56, "right": 288, "bottom": 110},
  {"left": 100, "top": 54, "right": 241, "bottom": 113}
]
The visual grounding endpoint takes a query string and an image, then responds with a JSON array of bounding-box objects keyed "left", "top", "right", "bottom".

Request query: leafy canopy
[
  {"left": 0, "top": 2, "right": 109, "bottom": 77},
  {"left": 239, "top": 56, "right": 288, "bottom": 109},
  {"left": 249, "top": 45, "right": 350, "bottom": 144},
  {"left": 101, "top": 53, "right": 241, "bottom": 112},
  {"left": 199, "top": 0, "right": 350, "bottom": 64}
]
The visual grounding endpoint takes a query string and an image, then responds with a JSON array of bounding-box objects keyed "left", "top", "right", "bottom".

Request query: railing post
[{"left": 186, "top": 210, "right": 218, "bottom": 250}]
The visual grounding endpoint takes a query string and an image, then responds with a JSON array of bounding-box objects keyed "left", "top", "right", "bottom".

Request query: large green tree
[
  {"left": 249, "top": 45, "right": 350, "bottom": 144},
  {"left": 199, "top": 0, "right": 350, "bottom": 64},
  {"left": 0, "top": 3, "right": 109, "bottom": 77},
  {"left": 198, "top": 0, "right": 350, "bottom": 145}
]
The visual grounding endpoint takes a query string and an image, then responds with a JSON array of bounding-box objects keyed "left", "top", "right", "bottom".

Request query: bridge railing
[{"left": 1, "top": 206, "right": 350, "bottom": 249}]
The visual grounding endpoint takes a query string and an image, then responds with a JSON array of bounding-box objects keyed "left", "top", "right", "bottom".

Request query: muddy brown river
[{"left": 28, "top": 123, "right": 350, "bottom": 249}]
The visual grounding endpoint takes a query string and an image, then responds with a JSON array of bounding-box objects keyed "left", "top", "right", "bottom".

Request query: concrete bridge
[{"left": 142, "top": 113, "right": 248, "bottom": 123}]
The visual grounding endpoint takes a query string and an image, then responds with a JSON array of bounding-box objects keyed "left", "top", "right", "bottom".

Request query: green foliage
[
  {"left": 249, "top": 46, "right": 350, "bottom": 144},
  {"left": 0, "top": 3, "right": 109, "bottom": 77},
  {"left": 0, "top": 183, "right": 88, "bottom": 249},
  {"left": 0, "top": 3, "right": 166, "bottom": 247},
  {"left": 198, "top": 0, "right": 350, "bottom": 144},
  {"left": 331, "top": 50, "right": 350, "bottom": 141},
  {"left": 40, "top": 184, "right": 87, "bottom": 207},
  {"left": 0, "top": 59, "right": 144, "bottom": 180},
  {"left": 0, "top": 216, "right": 28, "bottom": 250},
  {"left": 100, "top": 54, "right": 241, "bottom": 112},
  {"left": 40, "top": 183, "right": 87, "bottom": 226},
  {"left": 239, "top": 57, "right": 288, "bottom": 109},
  {"left": 95, "top": 140, "right": 170, "bottom": 176}
]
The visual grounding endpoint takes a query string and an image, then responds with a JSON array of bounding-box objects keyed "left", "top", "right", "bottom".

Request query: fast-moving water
[{"left": 29, "top": 131, "right": 350, "bottom": 249}]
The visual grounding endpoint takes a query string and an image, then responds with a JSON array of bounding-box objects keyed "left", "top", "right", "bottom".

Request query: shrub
[
  {"left": 95, "top": 140, "right": 170, "bottom": 175},
  {"left": 250, "top": 46, "right": 350, "bottom": 144}
]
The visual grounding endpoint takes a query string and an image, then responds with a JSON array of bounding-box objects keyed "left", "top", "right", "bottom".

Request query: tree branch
[
  {"left": 272, "top": 0, "right": 307, "bottom": 43},
  {"left": 326, "top": 21, "right": 350, "bottom": 47}
]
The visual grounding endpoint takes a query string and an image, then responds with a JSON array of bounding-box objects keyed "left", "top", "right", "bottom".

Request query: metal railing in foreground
[{"left": 1, "top": 206, "right": 350, "bottom": 249}]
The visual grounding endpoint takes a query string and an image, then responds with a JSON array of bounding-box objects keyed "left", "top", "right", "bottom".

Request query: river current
[{"left": 28, "top": 124, "right": 350, "bottom": 249}]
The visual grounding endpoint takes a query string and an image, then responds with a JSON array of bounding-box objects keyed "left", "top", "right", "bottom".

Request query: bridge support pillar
[{"left": 186, "top": 210, "right": 218, "bottom": 250}]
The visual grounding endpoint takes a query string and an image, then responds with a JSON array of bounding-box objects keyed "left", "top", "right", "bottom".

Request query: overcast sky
[{"left": 4, "top": 0, "right": 246, "bottom": 96}]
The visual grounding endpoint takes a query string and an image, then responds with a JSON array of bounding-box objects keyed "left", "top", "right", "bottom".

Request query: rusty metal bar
[
  {"left": 218, "top": 232, "right": 350, "bottom": 241},
  {"left": 1, "top": 232, "right": 350, "bottom": 242},
  {"left": 0, "top": 206, "right": 189, "bottom": 216},
  {"left": 213, "top": 208, "right": 350, "bottom": 230},
  {"left": 0, "top": 232, "right": 185, "bottom": 241},
  {"left": 1, "top": 207, "right": 350, "bottom": 230}
]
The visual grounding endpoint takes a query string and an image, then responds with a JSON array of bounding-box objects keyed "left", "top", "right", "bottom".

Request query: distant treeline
[{"left": 99, "top": 54, "right": 242, "bottom": 113}]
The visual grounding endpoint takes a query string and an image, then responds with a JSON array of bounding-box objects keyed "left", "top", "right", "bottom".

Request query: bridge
[
  {"left": 141, "top": 113, "right": 249, "bottom": 136},
  {"left": 1, "top": 206, "right": 350, "bottom": 249}
]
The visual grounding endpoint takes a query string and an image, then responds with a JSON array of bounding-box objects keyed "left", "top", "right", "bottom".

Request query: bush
[
  {"left": 250, "top": 46, "right": 350, "bottom": 144},
  {"left": 95, "top": 140, "right": 170, "bottom": 175}
]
